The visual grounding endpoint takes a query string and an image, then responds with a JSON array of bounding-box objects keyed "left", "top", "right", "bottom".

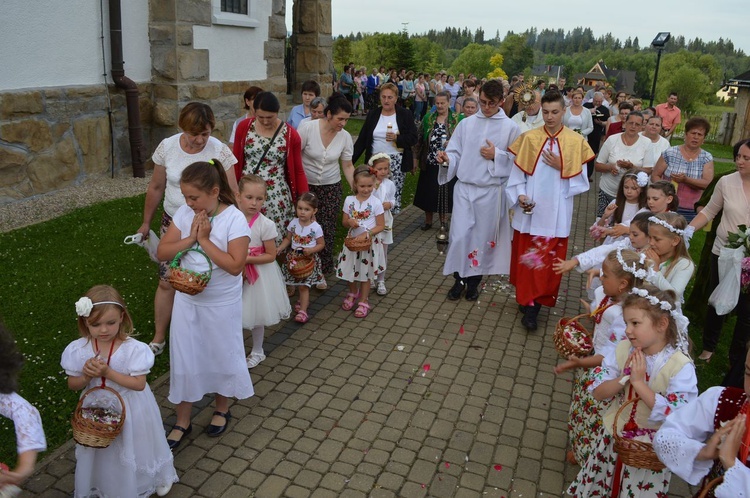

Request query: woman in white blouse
[
  {"left": 562, "top": 89, "right": 593, "bottom": 138},
  {"left": 299, "top": 93, "right": 355, "bottom": 284},
  {"left": 687, "top": 139, "right": 750, "bottom": 381}
]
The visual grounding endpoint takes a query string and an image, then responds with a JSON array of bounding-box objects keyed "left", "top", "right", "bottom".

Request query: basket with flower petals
[
  {"left": 287, "top": 252, "right": 314, "bottom": 279},
  {"left": 167, "top": 247, "right": 212, "bottom": 295},
  {"left": 612, "top": 397, "right": 664, "bottom": 471},
  {"left": 553, "top": 313, "right": 593, "bottom": 358},
  {"left": 71, "top": 385, "right": 126, "bottom": 448}
]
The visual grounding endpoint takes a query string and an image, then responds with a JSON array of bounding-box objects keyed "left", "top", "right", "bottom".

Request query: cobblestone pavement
[{"left": 23, "top": 184, "right": 696, "bottom": 497}]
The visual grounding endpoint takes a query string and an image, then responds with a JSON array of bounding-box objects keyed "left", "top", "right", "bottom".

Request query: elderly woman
[
  {"left": 687, "top": 139, "right": 750, "bottom": 385},
  {"left": 298, "top": 94, "right": 354, "bottom": 283},
  {"left": 229, "top": 86, "right": 263, "bottom": 148},
  {"left": 652, "top": 117, "right": 714, "bottom": 222},
  {"left": 413, "top": 91, "right": 462, "bottom": 229},
  {"left": 562, "top": 89, "right": 593, "bottom": 138},
  {"left": 353, "top": 82, "right": 418, "bottom": 215},
  {"left": 233, "top": 91, "right": 308, "bottom": 244},
  {"left": 298, "top": 96, "right": 326, "bottom": 128},
  {"left": 137, "top": 102, "right": 238, "bottom": 355},
  {"left": 641, "top": 115, "right": 671, "bottom": 170},
  {"left": 460, "top": 97, "right": 478, "bottom": 118}
]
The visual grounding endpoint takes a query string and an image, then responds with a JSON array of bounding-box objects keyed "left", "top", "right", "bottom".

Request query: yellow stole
[{"left": 507, "top": 126, "right": 595, "bottom": 179}]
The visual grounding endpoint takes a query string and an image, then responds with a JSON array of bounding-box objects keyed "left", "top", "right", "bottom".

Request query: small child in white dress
[
  {"left": 336, "top": 165, "right": 386, "bottom": 318},
  {"left": 370, "top": 153, "right": 396, "bottom": 296},
  {"left": 237, "top": 175, "right": 292, "bottom": 368},
  {"left": 279, "top": 192, "right": 325, "bottom": 323},
  {"left": 61, "top": 285, "right": 177, "bottom": 498},
  {"left": 0, "top": 325, "right": 46, "bottom": 496}
]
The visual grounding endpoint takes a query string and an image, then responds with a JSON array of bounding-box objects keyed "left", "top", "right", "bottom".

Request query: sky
[{"left": 286, "top": 0, "right": 750, "bottom": 60}]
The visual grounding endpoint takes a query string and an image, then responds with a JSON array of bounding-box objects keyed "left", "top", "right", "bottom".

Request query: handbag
[{"left": 252, "top": 121, "right": 284, "bottom": 175}]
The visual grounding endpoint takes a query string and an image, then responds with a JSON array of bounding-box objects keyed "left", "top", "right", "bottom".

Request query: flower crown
[
  {"left": 368, "top": 153, "right": 391, "bottom": 166},
  {"left": 648, "top": 216, "right": 684, "bottom": 236},
  {"left": 625, "top": 171, "right": 649, "bottom": 188},
  {"left": 629, "top": 287, "right": 690, "bottom": 357},
  {"left": 75, "top": 297, "right": 123, "bottom": 318},
  {"left": 616, "top": 247, "right": 648, "bottom": 279}
]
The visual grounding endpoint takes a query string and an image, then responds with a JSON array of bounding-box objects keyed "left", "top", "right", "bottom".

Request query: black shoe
[
  {"left": 206, "top": 411, "right": 232, "bottom": 437},
  {"left": 518, "top": 304, "right": 527, "bottom": 313},
  {"left": 166, "top": 424, "right": 192, "bottom": 450},
  {"left": 465, "top": 284, "right": 480, "bottom": 301},
  {"left": 521, "top": 303, "right": 542, "bottom": 331},
  {"left": 420, "top": 222, "right": 433, "bottom": 231},
  {"left": 447, "top": 280, "right": 465, "bottom": 300}
]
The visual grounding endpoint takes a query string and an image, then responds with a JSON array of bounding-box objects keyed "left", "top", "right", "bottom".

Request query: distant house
[
  {"left": 574, "top": 60, "right": 636, "bottom": 95},
  {"left": 727, "top": 69, "right": 750, "bottom": 144},
  {"left": 0, "top": 0, "right": 332, "bottom": 203}
]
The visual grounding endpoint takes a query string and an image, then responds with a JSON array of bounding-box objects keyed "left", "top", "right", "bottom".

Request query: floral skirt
[
  {"left": 308, "top": 182, "right": 341, "bottom": 275},
  {"left": 568, "top": 368, "right": 610, "bottom": 464},
  {"left": 567, "top": 432, "right": 671, "bottom": 497},
  {"left": 336, "top": 238, "right": 386, "bottom": 282},
  {"left": 388, "top": 153, "right": 404, "bottom": 215}
]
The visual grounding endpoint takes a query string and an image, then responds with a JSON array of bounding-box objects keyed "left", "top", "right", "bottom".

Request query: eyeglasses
[{"left": 479, "top": 99, "right": 500, "bottom": 108}]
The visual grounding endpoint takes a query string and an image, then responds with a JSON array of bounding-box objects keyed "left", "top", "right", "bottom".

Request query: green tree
[
  {"left": 333, "top": 38, "right": 353, "bottom": 70},
  {"left": 395, "top": 29, "right": 416, "bottom": 70},
  {"left": 449, "top": 43, "right": 500, "bottom": 78},
  {"left": 499, "top": 33, "right": 534, "bottom": 76},
  {"left": 656, "top": 65, "right": 712, "bottom": 113}
]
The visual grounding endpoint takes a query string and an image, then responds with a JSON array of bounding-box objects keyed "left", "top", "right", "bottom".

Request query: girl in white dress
[
  {"left": 278, "top": 192, "right": 325, "bottom": 324},
  {"left": 370, "top": 153, "right": 396, "bottom": 296},
  {"left": 554, "top": 249, "right": 645, "bottom": 466},
  {"left": 644, "top": 212, "right": 695, "bottom": 300},
  {"left": 157, "top": 159, "right": 252, "bottom": 449},
  {"left": 594, "top": 171, "right": 649, "bottom": 244},
  {"left": 567, "top": 285, "right": 698, "bottom": 497},
  {"left": 336, "top": 165, "right": 386, "bottom": 318},
  {"left": 61, "top": 285, "right": 177, "bottom": 498},
  {"left": 237, "top": 175, "right": 291, "bottom": 368},
  {"left": 0, "top": 325, "right": 46, "bottom": 496}
]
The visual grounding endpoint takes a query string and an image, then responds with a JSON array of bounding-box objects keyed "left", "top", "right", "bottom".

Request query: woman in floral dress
[{"left": 233, "top": 92, "right": 308, "bottom": 245}]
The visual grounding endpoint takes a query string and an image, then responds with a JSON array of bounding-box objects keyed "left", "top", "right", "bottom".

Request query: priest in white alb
[
  {"left": 436, "top": 79, "right": 521, "bottom": 301},
  {"left": 506, "top": 90, "right": 594, "bottom": 330}
]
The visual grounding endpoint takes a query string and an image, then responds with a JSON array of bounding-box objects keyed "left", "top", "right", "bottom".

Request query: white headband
[
  {"left": 616, "top": 247, "right": 648, "bottom": 279},
  {"left": 75, "top": 297, "right": 123, "bottom": 318},
  {"left": 629, "top": 287, "right": 690, "bottom": 356},
  {"left": 368, "top": 153, "right": 391, "bottom": 166}
]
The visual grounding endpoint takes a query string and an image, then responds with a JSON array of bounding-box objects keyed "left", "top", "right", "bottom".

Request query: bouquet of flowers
[{"left": 726, "top": 225, "right": 750, "bottom": 293}]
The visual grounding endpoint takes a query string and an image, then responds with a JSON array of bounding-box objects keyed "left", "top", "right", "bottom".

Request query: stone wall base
[{"left": 0, "top": 78, "right": 289, "bottom": 204}]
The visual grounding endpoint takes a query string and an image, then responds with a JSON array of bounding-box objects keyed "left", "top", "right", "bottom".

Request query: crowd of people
[{"left": 2, "top": 65, "right": 750, "bottom": 497}]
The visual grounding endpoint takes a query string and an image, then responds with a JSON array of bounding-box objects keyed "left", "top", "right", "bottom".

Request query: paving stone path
[{"left": 23, "top": 185, "right": 697, "bottom": 497}]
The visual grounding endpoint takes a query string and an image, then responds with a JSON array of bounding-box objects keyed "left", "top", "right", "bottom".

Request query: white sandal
[{"left": 149, "top": 341, "right": 166, "bottom": 356}]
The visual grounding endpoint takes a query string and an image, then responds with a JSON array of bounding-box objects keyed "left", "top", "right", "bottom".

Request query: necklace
[
  {"left": 681, "top": 145, "right": 700, "bottom": 161},
  {"left": 621, "top": 133, "right": 638, "bottom": 146}
]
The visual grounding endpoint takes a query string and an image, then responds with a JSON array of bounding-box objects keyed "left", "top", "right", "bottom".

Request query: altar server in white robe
[
  {"left": 507, "top": 90, "right": 594, "bottom": 330},
  {"left": 436, "top": 79, "right": 520, "bottom": 301}
]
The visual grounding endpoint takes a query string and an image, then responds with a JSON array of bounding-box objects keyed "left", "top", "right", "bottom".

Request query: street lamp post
[{"left": 649, "top": 32, "right": 671, "bottom": 108}]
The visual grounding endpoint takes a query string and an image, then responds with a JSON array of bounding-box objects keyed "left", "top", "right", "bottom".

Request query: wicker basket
[
  {"left": 344, "top": 229, "right": 372, "bottom": 252},
  {"left": 288, "top": 253, "right": 314, "bottom": 279},
  {"left": 71, "top": 386, "right": 126, "bottom": 448},
  {"left": 553, "top": 314, "right": 593, "bottom": 358},
  {"left": 696, "top": 476, "right": 723, "bottom": 498},
  {"left": 168, "top": 247, "right": 212, "bottom": 295},
  {"left": 612, "top": 398, "right": 665, "bottom": 471}
]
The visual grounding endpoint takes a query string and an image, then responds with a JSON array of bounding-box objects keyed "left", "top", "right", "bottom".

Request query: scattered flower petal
[
  {"left": 494, "top": 464, "right": 503, "bottom": 471},
  {"left": 459, "top": 325, "right": 465, "bottom": 335}
]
